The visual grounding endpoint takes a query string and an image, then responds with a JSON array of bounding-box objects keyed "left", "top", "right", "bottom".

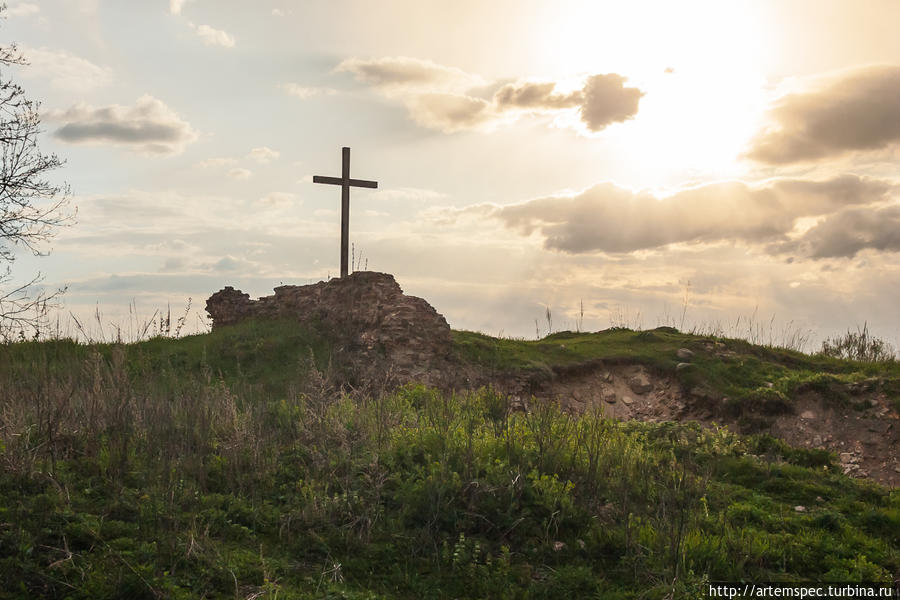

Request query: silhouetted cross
[{"left": 313, "top": 147, "right": 378, "bottom": 278}]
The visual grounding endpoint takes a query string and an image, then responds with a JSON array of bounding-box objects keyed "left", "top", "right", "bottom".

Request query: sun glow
[{"left": 532, "top": 0, "right": 773, "bottom": 184}]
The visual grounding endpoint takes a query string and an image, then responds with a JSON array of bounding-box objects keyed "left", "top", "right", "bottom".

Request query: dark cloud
[
  {"left": 746, "top": 65, "right": 900, "bottom": 164},
  {"left": 580, "top": 74, "right": 644, "bottom": 131},
  {"left": 493, "top": 81, "right": 583, "bottom": 110},
  {"left": 485, "top": 175, "right": 894, "bottom": 255},
  {"left": 51, "top": 95, "right": 197, "bottom": 154},
  {"left": 769, "top": 205, "right": 900, "bottom": 259}
]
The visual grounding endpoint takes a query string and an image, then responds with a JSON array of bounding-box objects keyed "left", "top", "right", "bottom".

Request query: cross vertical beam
[
  {"left": 313, "top": 147, "right": 378, "bottom": 278},
  {"left": 340, "top": 146, "right": 350, "bottom": 279}
]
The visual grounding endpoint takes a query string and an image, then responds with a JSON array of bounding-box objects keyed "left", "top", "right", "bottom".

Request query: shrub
[{"left": 820, "top": 323, "right": 896, "bottom": 362}]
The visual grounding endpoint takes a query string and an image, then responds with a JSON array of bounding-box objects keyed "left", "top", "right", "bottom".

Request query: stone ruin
[{"left": 205, "top": 271, "right": 453, "bottom": 384}]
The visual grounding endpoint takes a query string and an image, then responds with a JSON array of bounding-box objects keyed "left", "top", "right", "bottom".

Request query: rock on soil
[
  {"left": 676, "top": 348, "right": 694, "bottom": 360},
  {"left": 627, "top": 372, "right": 653, "bottom": 394}
]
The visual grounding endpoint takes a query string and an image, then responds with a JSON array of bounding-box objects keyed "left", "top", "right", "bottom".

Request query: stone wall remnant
[{"left": 205, "top": 271, "right": 452, "bottom": 383}]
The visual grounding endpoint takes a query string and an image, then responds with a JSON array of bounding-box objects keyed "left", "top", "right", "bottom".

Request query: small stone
[
  {"left": 603, "top": 393, "right": 617, "bottom": 404},
  {"left": 800, "top": 410, "right": 815, "bottom": 420},
  {"left": 893, "top": 466, "right": 900, "bottom": 473},
  {"left": 676, "top": 362, "right": 693, "bottom": 371},
  {"left": 628, "top": 373, "right": 652, "bottom": 394},
  {"left": 764, "top": 382, "right": 774, "bottom": 388},
  {"left": 839, "top": 452, "right": 855, "bottom": 464},
  {"left": 676, "top": 348, "right": 694, "bottom": 360},
  {"left": 602, "top": 372, "right": 613, "bottom": 383},
  {"left": 622, "top": 396, "right": 634, "bottom": 406},
  {"left": 815, "top": 496, "right": 824, "bottom": 503},
  {"left": 793, "top": 505, "right": 806, "bottom": 512}
]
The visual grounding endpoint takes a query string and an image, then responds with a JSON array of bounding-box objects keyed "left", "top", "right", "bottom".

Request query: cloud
[
  {"left": 22, "top": 46, "right": 112, "bottom": 93},
  {"left": 336, "top": 56, "right": 482, "bottom": 93},
  {"left": 746, "top": 65, "right": 900, "bottom": 164},
  {"left": 213, "top": 256, "right": 243, "bottom": 272},
  {"left": 160, "top": 257, "right": 187, "bottom": 272},
  {"left": 258, "top": 192, "right": 296, "bottom": 207},
  {"left": 189, "top": 22, "right": 235, "bottom": 47},
  {"left": 50, "top": 95, "right": 197, "bottom": 154},
  {"left": 465, "top": 174, "right": 895, "bottom": 256},
  {"left": 493, "top": 81, "right": 583, "bottom": 111},
  {"left": 336, "top": 56, "right": 643, "bottom": 134},
  {"left": 494, "top": 75, "right": 642, "bottom": 131},
  {"left": 280, "top": 83, "right": 337, "bottom": 99},
  {"left": 6, "top": 2, "right": 39, "bottom": 17},
  {"left": 196, "top": 157, "right": 237, "bottom": 168},
  {"left": 228, "top": 168, "right": 252, "bottom": 180},
  {"left": 169, "top": 0, "right": 190, "bottom": 15},
  {"left": 247, "top": 146, "right": 280, "bottom": 164},
  {"left": 769, "top": 205, "right": 900, "bottom": 259},
  {"left": 405, "top": 93, "right": 493, "bottom": 133},
  {"left": 372, "top": 187, "right": 447, "bottom": 203},
  {"left": 579, "top": 74, "right": 644, "bottom": 131}
]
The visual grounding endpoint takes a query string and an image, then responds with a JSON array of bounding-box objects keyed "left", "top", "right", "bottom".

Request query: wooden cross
[{"left": 313, "top": 147, "right": 378, "bottom": 278}]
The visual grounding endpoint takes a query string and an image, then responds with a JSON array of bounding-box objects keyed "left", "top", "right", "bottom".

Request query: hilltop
[
  {"left": 206, "top": 272, "right": 900, "bottom": 487},
  {"left": 0, "top": 279, "right": 898, "bottom": 598}
]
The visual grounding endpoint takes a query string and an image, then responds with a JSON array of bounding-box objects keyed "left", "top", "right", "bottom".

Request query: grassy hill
[{"left": 0, "top": 320, "right": 898, "bottom": 598}]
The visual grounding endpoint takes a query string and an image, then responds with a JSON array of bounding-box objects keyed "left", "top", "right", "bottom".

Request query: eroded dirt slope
[{"left": 484, "top": 358, "right": 899, "bottom": 487}]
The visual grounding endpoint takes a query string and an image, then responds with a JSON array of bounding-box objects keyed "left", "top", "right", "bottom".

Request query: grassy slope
[
  {"left": 0, "top": 322, "right": 897, "bottom": 599},
  {"left": 453, "top": 327, "right": 900, "bottom": 413}
]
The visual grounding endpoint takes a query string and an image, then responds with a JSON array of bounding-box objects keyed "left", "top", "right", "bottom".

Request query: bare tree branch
[{"left": 0, "top": 7, "right": 74, "bottom": 339}]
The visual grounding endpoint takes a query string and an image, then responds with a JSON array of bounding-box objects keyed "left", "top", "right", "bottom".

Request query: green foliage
[
  {"left": 0, "top": 330, "right": 898, "bottom": 598},
  {"left": 453, "top": 327, "right": 900, "bottom": 420},
  {"left": 820, "top": 323, "right": 897, "bottom": 363}
]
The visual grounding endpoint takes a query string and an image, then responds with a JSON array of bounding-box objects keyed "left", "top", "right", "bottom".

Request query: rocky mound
[{"left": 206, "top": 271, "right": 452, "bottom": 385}]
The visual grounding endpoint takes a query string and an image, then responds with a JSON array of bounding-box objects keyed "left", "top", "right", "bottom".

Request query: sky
[{"left": 4, "top": 0, "right": 900, "bottom": 346}]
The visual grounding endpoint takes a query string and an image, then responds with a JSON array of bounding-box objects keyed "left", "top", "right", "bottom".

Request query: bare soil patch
[{"left": 495, "top": 361, "right": 899, "bottom": 487}]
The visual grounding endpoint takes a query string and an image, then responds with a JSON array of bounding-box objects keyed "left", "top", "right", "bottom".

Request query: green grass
[
  {"left": 452, "top": 327, "right": 690, "bottom": 372},
  {"left": 453, "top": 326, "right": 900, "bottom": 415},
  {"left": 1, "top": 318, "right": 333, "bottom": 398},
  {"left": 0, "top": 323, "right": 898, "bottom": 598}
]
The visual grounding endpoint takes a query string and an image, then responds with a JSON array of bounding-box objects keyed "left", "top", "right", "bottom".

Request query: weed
[{"left": 820, "top": 323, "right": 897, "bottom": 363}]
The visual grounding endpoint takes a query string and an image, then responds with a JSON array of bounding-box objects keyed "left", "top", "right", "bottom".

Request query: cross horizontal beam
[{"left": 312, "top": 175, "right": 378, "bottom": 189}]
